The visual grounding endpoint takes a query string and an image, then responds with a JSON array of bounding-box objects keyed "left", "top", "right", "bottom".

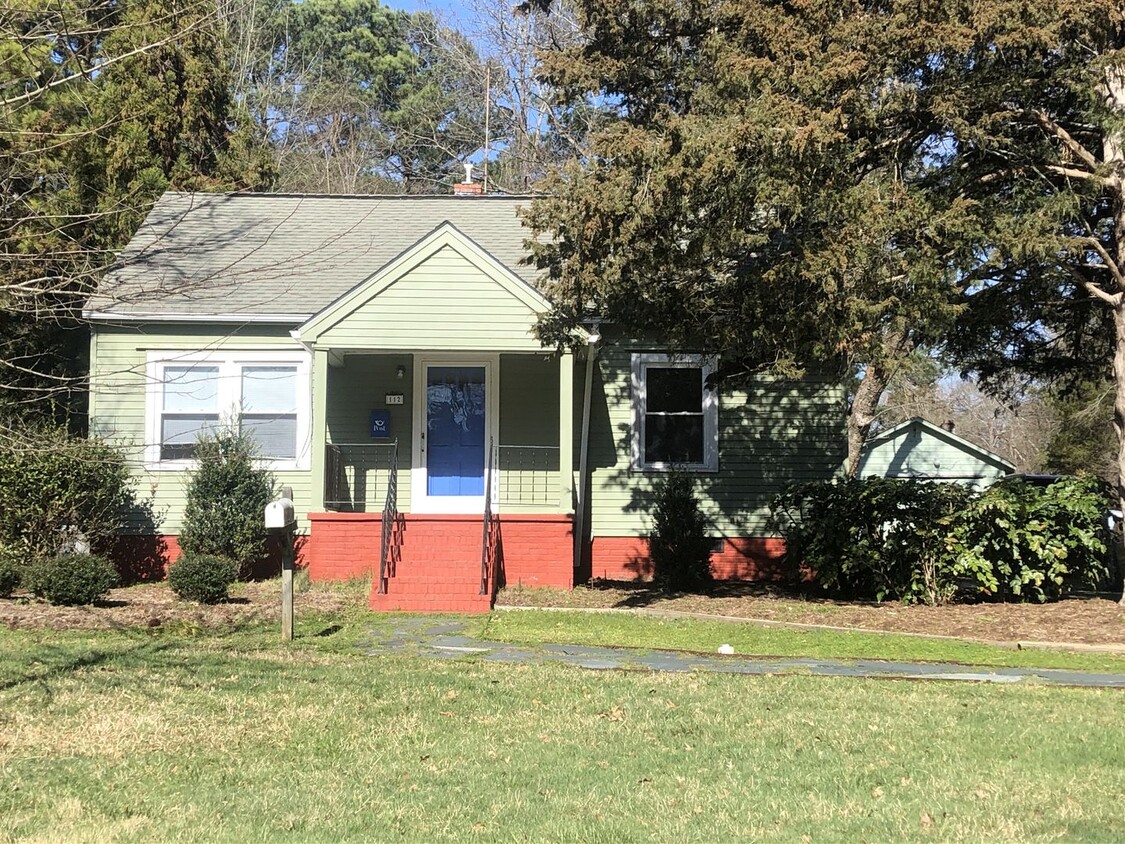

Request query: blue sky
[{"left": 384, "top": 0, "right": 469, "bottom": 26}]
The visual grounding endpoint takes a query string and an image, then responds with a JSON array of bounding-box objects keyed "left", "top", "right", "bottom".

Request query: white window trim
[
  {"left": 145, "top": 349, "right": 312, "bottom": 472},
  {"left": 631, "top": 353, "right": 718, "bottom": 472}
]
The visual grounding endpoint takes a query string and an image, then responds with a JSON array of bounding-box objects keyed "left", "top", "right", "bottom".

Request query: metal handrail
[
  {"left": 377, "top": 438, "right": 399, "bottom": 595},
  {"left": 480, "top": 436, "right": 496, "bottom": 596}
]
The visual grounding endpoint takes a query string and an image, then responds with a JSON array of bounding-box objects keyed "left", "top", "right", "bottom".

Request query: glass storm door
[{"left": 425, "top": 366, "right": 487, "bottom": 499}]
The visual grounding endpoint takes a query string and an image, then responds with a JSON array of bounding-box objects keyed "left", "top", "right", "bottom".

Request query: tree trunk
[
  {"left": 846, "top": 361, "right": 892, "bottom": 478},
  {"left": 1111, "top": 306, "right": 1125, "bottom": 605},
  {"left": 1104, "top": 64, "right": 1125, "bottom": 605}
]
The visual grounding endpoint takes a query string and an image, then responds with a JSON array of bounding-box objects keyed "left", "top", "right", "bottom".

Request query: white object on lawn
[{"left": 718, "top": 644, "right": 735, "bottom": 655}]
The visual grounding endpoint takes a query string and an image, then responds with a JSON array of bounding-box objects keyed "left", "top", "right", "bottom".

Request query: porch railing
[
  {"left": 377, "top": 439, "right": 399, "bottom": 595},
  {"left": 497, "top": 444, "right": 560, "bottom": 507},
  {"left": 481, "top": 437, "right": 498, "bottom": 596},
  {"left": 324, "top": 442, "right": 399, "bottom": 512}
]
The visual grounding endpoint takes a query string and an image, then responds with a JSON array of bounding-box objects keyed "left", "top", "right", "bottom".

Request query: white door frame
[{"left": 410, "top": 354, "right": 499, "bottom": 514}]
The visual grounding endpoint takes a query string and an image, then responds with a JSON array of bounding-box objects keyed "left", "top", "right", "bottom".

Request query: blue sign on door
[{"left": 370, "top": 410, "right": 391, "bottom": 438}]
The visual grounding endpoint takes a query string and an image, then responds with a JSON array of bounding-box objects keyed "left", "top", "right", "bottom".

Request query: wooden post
[
  {"left": 276, "top": 484, "right": 296, "bottom": 642},
  {"left": 310, "top": 348, "right": 330, "bottom": 512},
  {"left": 281, "top": 528, "right": 294, "bottom": 641},
  {"left": 558, "top": 349, "right": 574, "bottom": 513}
]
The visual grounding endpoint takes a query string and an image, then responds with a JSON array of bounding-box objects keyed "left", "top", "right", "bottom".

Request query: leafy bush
[
  {"left": 179, "top": 429, "right": 274, "bottom": 579},
  {"left": 26, "top": 553, "right": 118, "bottom": 605},
  {"left": 0, "top": 427, "right": 144, "bottom": 559},
  {"left": 772, "top": 475, "right": 1113, "bottom": 604},
  {"left": 649, "top": 472, "right": 714, "bottom": 592},
  {"left": 949, "top": 476, "right": 1110, "bottom": 602},
  {"left": 771, "top": 478, "right": 969, "bottom": 604},
  {"left": 168, "top": 553, "right": 239, "bottom": 604},
  {"left": 0, "top": 545, "right": 24, "bottom": 597}
]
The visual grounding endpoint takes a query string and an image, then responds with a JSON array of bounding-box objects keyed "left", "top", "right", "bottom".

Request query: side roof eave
[{"left": 293, "top": 221, "right": 577, "bottom": 344}]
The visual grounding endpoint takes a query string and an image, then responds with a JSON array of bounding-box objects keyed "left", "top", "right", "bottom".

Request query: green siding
[
  {"left": 499, "top": 355, "right": 561, "bottom": 510},
  {"left": 88, "top": 324, "right": 313, "bottom": 534},
  {"left": 585, "top": 344, "right": 846, "bottom": 538},
  {"left": 317, "top": 246, "right": 544, "bottom": 351},
  {"left": 324, "top": 354, "right": 413, "bottom": 512}
]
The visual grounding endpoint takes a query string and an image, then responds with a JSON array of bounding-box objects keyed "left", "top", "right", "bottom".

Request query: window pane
[
  {"left": 242, "top": 414, "right": 297, "bottom": 459},
  {"left": 163, "top": 366, "right": 218, "bottom": 413},
  {"left": 645, "top": 414, "right": 704, "bottom": 464},
  {"left": 646, "top": 367, "right": 702, "bottom": 413},
  {"left": 242, "top": 366, "right": 297, "bottom": 413},
  {"left": 161, "top": 414, "right": 219, "bottom": 460}
]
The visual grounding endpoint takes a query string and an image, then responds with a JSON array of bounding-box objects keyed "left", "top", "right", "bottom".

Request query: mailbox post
[{"left": 265, "top": 486, "right": 297, "bottom": 641}]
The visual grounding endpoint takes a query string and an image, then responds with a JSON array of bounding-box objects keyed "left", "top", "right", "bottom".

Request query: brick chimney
[{"left": 454, "top": 162, "right": 483, "bottom": 196}]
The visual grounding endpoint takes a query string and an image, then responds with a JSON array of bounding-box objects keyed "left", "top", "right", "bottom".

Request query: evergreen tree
[
  {"left": 524, "top": 0, "right": 972, "bottom": 474},
  {"left": 0, "top": 0, "right": 271, "bottom": 425}
]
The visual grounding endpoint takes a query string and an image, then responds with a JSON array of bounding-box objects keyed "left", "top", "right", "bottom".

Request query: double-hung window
[
  {"left": 631, "top": 353, "right": 718, "bottom": 471},
  {"left": 147, "top": 351, "right": 310, "bottom": 469}
]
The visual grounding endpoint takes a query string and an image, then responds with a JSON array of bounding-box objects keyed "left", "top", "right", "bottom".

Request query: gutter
[{"left": 573, "top": 329, "right": 601, "bottom": 572}]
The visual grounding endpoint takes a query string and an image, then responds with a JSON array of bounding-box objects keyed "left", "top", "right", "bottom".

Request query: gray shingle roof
[{"left": 86, "top": 191, "right": 539, "bottom": 320}]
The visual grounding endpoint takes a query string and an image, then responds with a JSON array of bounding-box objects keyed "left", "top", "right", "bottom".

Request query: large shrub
[
  {"left": 26, "top": 553, "right": 118, "bottom": 605},
  {"left": 771, "top": 478, "right": 969, "bottom": 604},
  {"left": 949, "top": 476, "right": 1110, "bottom": 602},
  {"left": 649, "top": 472, "right": 714, "bottom": 592},
  {"left": 0, "top": 427, "right": 140, "bottom": 559},
  {"left": 179, "top": 430, "right": 274, "bottom": 578},
  {"left": 0, "top": 545, "right": 23, "bottom": 597},
  {"left": 772, "top": 475, "right": 1113, "bottom": 604},
  {"left": 168, "top": 553, "right": 239, "bottom": 604}
]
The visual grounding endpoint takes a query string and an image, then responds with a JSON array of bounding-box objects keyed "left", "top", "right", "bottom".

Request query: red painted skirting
[{"left": 588, "top": 536, "right": 792, "bottom": 583}]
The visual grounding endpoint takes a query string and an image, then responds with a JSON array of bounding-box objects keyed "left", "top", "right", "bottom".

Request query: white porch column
[
  {"left": 309, "top": 347, "right": 330, "bottom": 512},
  {"left": 558, "top": 349, "right": 575, "bottom": 513}
]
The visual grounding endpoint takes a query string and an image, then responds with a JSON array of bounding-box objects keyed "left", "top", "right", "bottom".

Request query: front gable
[{"left": 295, "top": 223, "right": 553, "bottom": 352}]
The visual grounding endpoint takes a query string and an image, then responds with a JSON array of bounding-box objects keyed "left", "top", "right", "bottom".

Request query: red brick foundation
[
  {"left": 305, "top": 512, "right": 575, "bottom": 589},
  {"left": 108, "top": 534, "right": 182, "bottom": 583},
  {"left": 495, "top": 515, "right": 573, "bottom": 589},
  {"left": 588, "top": 536, "right": 792, "bottom": 583},
  {"left": 305, "top": 512, "right": 381, "bottom": 581},
  {"left": 109, "top": 532, "right": 287, "bottom": 583}
]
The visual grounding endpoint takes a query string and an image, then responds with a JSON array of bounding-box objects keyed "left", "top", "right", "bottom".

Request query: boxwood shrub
[
  {"left": 168, "top": 553, "right": 239, "bottom": 604},
  {"left": 27, "top": 553, "right": 118, "bottom": 605}
]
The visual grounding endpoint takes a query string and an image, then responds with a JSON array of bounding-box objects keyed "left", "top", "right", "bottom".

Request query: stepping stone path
[{"left": 364, "top": 618, "right": 1125, "bottom": 688}]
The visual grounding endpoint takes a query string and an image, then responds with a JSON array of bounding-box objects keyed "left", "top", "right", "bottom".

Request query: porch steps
[{"left": 368, "top": 515, "right": 494, "bottom": 614}]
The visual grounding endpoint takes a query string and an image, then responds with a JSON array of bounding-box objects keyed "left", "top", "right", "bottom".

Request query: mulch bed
[
  {"left": 497, "top": 581, "right": 1125, "bottom": 646},
  {"left": 0, "top": 580, "right": 362, "bottom": 632},
  {"left": 7, "top": 577, "right": 1124, "bottom": 647}
]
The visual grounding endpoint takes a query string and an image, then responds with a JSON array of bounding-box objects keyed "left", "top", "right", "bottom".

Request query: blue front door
[{"left": 426, "top": 366, "right": 486, "bottom": 496}]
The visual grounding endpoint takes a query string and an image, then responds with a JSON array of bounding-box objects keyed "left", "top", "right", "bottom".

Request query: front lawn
[
  {"left": 481, "top": 609, "right": 1125, "bottom": 674},
  {"left": 1, "top": 615, "right": 1124, "bottom": 842}
]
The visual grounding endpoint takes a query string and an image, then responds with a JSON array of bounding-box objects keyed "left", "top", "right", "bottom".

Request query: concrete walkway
[{"left": 363, "top": 618, "right": 1125, "bottom": 688}]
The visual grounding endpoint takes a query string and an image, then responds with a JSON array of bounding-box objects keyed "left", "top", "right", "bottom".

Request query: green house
[{"left": 87, "top": 190, "right": 846, "bottom": 611}]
